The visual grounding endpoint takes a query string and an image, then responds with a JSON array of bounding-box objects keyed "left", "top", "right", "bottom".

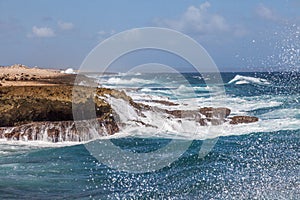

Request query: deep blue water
[{"left": 0, "top": 72, "right": 299, "bottom": 199}]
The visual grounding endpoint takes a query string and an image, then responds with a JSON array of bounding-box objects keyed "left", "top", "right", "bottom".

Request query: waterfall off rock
[{"left": 0, "top": 119, "right": 119, "bottom": 142}]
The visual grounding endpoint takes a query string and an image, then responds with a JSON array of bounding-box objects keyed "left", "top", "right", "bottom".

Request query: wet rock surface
[
  {"left": 0, "top": 85, "right": 258, "bottom": 142},
  {"left": 0, "top": 65, "right": 259, "bottom": 142},
  {"left": 0, "top": 85, "right": 122, "bottom": 141},
  {"left": 199, "top": 107, "right": 231, "bottom": 118},
  {"left": 164, "top": 107, "right": 257, "bottom": 126},
  {"left": 146, "top": 100, "right": 179, "bottom": 106},
  {"left": 0, "top": 84, "right": 259, "bottom": 142},
  {"left": 229, "top": 116, "right": 259, "bottom": 124}
]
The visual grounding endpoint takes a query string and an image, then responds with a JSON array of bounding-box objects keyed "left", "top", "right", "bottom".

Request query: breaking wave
[
  {"left": 104, "top": 77, "right": 153, "bottom": 85},
  {"left": 228, "top": 75, "right": 271, "bottom": 85}
]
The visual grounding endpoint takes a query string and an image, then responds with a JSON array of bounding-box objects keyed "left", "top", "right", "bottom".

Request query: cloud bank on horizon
[{"left": 0, "top": 0, "right": 299, "bottom": 72}]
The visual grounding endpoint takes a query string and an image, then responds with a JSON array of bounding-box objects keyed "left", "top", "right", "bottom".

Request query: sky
[{"left": 0, "top": 0, "right": 299, "bottom": 72}]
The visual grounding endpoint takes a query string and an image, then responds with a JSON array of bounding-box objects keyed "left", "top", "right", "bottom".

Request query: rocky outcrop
[
  {"left": 199, "top": 107, "right": 231, "bottom": 118},
  {"left": 0, "top": 85, "right": 123, "bottom": 141},
  {"left": 0, "top": 80, "right": 259, "bottom": 142},
  {"left": 0, "top": 73, "right": 36, "bottom": 81},
  {"left": 100, "top": 89, "right": 259, "bottom": 127},
  {"left": 146, "top": 100, "right": 179, "bottom": 106},
  {"left": 164, "top": 107, "right": 257, "bottom": 126},
  {"left": 0, "top": 86, "right": 112, "bottom": 126},
  {"left": 229, "top": 116, "right": 259, "bottom": 124},
  {"left": 198, "top": 107, "right": 232, "bottom": 125}
]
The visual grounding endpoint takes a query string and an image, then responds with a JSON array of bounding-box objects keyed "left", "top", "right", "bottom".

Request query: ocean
[{"left": 0, "top": 72, "right": 299, "bottom": 199}]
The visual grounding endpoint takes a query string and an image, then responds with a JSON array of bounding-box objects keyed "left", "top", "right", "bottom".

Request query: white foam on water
[
  {"left": 105, "top": 77, "right": 153, "bottom": 85},
  {"left": 192, "top": 75, "right": 203, "bottom": 80},
  {"left": 259, "top": 108, "right": 300, "bottom": 119},
  {"left": 127, "top": 91, "right": 170, "bottom": 101},
  {"left": 195, "top": 95, "right": 282, "bottom": 115},
  {"left": 1, "top": 94, "right": 298, "bottom": 147},
  {"left": 140, "top": 88, "right": 152, "bottom": 92},
  {"left": 100, "top": 117, "right": 300, "bottom": 141},
  {"left": 103, "top": 95, "right": 300, "bottom": 140},
  {"left": 193, "top": 86, "right": 210, "bottom": 91},
  {"left": 0, "top": 140, "right": 84, "bottom": 156},
  {"left": 126, "top": 89, "right": 285, "bottom": 115},
  {"left": 228, "top": 75, "right": 271, "bottom": 85},
  {"left": 108, "top": 97, "right": 139, "bottom": 122},
  {"left": 130, "top": 84, "right": 198, "bottom": 99},
  {"left": 1, "top": 73, "right": 297, "bottom": 148},
  {"left": 0, "top": 139, "right": 84, "bottom": 148},
  {"left": 162, "top": 95, "right": 283, "bottom": 116},
  {"left": 235, "top": 80, "right": 250, "bottom": 85},
  {"left": 195, "top": 118, "right": 300, "bottom": 140},
  {"left": 172, "top": 85, "right": 197, "bottom": 98}
]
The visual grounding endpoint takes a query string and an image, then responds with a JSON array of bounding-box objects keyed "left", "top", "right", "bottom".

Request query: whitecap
[
  {"left": 105, "top": 77, "right": 153, "bottom": 85},
  {"left": 228, "top": 75, "right": 271, "bottom": 85}
]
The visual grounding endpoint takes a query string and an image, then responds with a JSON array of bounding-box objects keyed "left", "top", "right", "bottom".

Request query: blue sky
[{"left": 0, "top": 0, "right": 299, "bottom": 71}]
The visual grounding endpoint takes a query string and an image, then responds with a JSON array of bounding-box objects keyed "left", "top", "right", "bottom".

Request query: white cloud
[
  {"left": 155, "top": 2, "right": 229, "bottom": 35},
  {"left": 199, "top": 1, "right": 210, "bottom": 10},
  {"left": 256, "top": 4, "right": 278, "bottom": 21},
  {"left": 29, "top": 26, "right": 55, "bottom": 38},
  {"left": 58, "top": 21, "right": 74, "bottom": 30}
]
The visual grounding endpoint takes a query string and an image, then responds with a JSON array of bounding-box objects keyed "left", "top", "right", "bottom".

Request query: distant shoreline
[{"left": 0, "top": 64, "right": 79, "bottom": 86}]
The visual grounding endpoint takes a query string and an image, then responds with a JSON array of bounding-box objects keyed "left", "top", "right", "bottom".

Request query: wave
[
  {"left": 1, "top": 88, "right": 293, "bottom": 145},
  {"left": 129, "top": 89, "right": 285, "bottom": 114},
  {"left": 259, "top": 108, "right": 300, "bottom": 119},
  {"left": 0, "top": 140, "right": 84, "bottom": 156},
  {"left": 117, "top": 72, "right": 142, "bottom": 76},
  {"left": 3, "top": 72, "right": 298, "bottom": 145},
  {"left": 101, "top": 94, "right": 300, "bottom": 140},
  {"left": 192, "top": 75, "right": 203, "bottom": 80},
  {"left": 228, "top": 75, "right": 271, "bottom": 85},
  {"left": 193, "top": 86, "right": 210, "bottom": 91},
  {"left": 1, "top": 117, "right": 299, "bottom": 146},
  {"left": 103, "top": 117, "right": 300, "bottom": 141},
  {"left": 104, "top": 77, "right": 153, "bottom": 85}
]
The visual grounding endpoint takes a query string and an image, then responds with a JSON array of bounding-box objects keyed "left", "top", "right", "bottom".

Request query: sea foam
[{"left": 228, "top": 75, "right": 271, "bottom": 85}]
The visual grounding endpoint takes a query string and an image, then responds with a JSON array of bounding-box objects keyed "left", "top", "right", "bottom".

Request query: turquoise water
[{"left": 0, "top": 72, "right": 299, "bottom": 199}]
